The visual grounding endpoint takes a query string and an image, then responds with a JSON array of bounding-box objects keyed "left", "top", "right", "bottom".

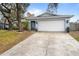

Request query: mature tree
[
  {"left": 0, "top": 3, "right": 30, "bottom": 31},
  {"left": 0, "top": 3, "right": 13, "bottom": 30},
  {"left": 47, "top": 3, "right": 58, "bottom": 14},
  {"left": 16, "top": 3, "right": 30, "bottom": 32}
]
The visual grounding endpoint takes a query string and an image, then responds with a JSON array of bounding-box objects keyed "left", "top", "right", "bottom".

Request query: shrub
[
  {"left": 11, "top": 20, "right": 29, "bottom": 30},
  {"left": 11, "top": 24, "right": 18, "bottom": 30},
  {"left": 22, "top": 20, "right": 28, "bottom": 30}
]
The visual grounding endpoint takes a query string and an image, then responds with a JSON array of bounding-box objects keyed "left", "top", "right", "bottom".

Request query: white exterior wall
[
  {"left": 28, "top": 17, "right": 71, "bottom": 32},
  {"left": 28, "top": 21, "right": 31, "bottom": 31}
]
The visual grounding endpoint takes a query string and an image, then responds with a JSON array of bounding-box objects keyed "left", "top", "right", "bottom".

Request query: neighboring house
[
  {"left": 27, "top": 12, "right": 73, "bottom": 32},
  {"left": 0, "top": 23, "right": 4, "bottom": 29},
  {"left": 0, "top": 23, "right": 9, "bottom": 29}
]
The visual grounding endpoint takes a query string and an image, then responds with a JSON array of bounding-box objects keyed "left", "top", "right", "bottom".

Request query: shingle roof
[
  {"left": 27, "top": 15, "right": 73, "bottom": 20},
  {"left": 37, "top": 12, "right": 57, "bottom": 17},
  {"left": 26, "top": 12, "right": 73, "bottom": 20}
]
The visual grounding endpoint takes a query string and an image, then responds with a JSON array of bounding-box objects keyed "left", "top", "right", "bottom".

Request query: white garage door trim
[{"left": 37, "top": 20, "right": 65, "bottom": 31}]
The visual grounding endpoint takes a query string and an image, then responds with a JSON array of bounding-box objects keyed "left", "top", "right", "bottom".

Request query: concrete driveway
[{"left": 1, "top": 32, "right": 79, "bottom": 56}]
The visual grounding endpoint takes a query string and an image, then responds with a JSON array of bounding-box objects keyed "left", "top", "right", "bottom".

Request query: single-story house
[{"left": 27, "top": 12, "right": 73, "bottom": 32}]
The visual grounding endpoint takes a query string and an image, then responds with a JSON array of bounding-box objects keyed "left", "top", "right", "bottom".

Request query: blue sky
[{"left": 26, "top": 3, "right": 79, "bottom": 22}]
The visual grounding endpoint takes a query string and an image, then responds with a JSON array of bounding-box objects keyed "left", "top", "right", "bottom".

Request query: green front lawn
[
  {"left": 69, "top": 31, "right": 79, "bottom": 41},
  {"left": 0, "top": 30, "right": 32, "bottom": 54}
]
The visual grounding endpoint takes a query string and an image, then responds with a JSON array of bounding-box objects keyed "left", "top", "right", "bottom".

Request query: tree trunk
[
  {"left": 4, "top": 19, "right": 6, "bottom": 29},
  {"left": 9, "top": 21, "right": 12, "bottom": 30},
  {"left": 4, "top": 19, "right": 5, "bottom": 29},
  {"left": 16, "top": 3, "right": 22, "bottom": 32},
  {"left": 8, "top": 18, "right": 12, "bottom": 30}
]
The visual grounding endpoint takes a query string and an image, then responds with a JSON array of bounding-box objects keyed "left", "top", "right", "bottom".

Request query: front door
[{"left": 31, "top": 21, "right": 37, "bottom": 31}]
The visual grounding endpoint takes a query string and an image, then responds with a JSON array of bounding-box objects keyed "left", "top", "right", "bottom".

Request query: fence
[{"left": 70, "top": 23, "right": 79, "bottom": 31}]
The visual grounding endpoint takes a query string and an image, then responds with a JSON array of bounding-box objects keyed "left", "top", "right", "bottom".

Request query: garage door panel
[{"left": 38, "top": 20, "right": 65, "bottom": 31}]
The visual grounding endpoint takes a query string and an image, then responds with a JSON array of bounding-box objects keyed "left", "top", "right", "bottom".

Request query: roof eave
[{"left": 26, "top": 15, "right": 73, "bottom": 20}]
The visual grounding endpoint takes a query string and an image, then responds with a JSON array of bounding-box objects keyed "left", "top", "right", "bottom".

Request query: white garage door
[{"left": 38, "top": 20, "right": 65, "bottom": 31}]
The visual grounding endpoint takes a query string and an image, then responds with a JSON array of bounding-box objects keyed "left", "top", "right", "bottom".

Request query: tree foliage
[
  {"left": 0, "top": 3, "right": 30, "bottom": 31},
  {"left": 47, "top": 3, "right": 58, "bottom": 14}
]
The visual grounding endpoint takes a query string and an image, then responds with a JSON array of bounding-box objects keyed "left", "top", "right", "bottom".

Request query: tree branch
[
  {"left": 0, "top": 10, "right": 9, "bottom": 19},
  {"left": 0, "top": 5, "right": 10, "bottom": 13},
  {"left": 1, "top": 3, "right": 10, "bottom": 12}
]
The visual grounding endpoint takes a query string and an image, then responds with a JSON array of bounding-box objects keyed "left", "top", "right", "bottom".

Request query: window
[{"left": 66, "top": 20, "right": 69, "bottom": 23}]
